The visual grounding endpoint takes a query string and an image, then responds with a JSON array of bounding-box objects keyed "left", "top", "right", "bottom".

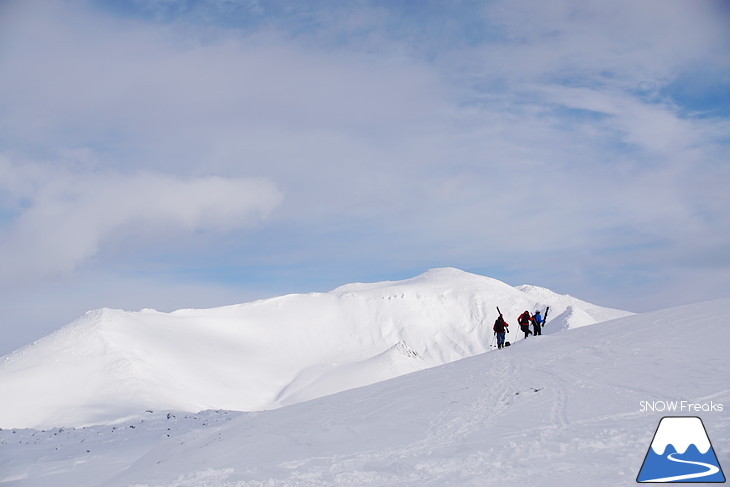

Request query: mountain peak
[{"left": 420, "top": 267, "right": 475, "bottom": 278}]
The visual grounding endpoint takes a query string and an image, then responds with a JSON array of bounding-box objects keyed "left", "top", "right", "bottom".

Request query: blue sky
[{"left": 1, "top": 0, "right": 729, "bottom": 354}]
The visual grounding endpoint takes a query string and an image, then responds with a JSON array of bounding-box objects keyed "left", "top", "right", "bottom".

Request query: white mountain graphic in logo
[{"left": 637, "top": 416, "right": 726, "bottom": 483}]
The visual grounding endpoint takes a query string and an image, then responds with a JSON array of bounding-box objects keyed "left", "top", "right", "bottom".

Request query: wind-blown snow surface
[
  {"left": 0, "top": 268, "right": 630, "bottom": 429},
  {"left": 1, "top": 298, "right": 728, "bottom": 486}
]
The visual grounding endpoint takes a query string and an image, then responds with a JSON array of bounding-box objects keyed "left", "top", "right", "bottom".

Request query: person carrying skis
[
  {"left": 518, "top": 310, "right": 532, "bottom": 339},
  {"left": 493, "top": 315, "right": 510, "bottom": 349},
  {"left": 531, "top": 310, "right": 543, "bottom": 336}
]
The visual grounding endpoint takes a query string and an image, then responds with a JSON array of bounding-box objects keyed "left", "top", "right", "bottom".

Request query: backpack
[{"left": 493, "top": 317, "right": 506, "bottom": 333}]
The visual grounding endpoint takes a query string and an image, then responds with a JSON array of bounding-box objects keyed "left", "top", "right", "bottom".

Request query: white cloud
[{"left": 0, "top": 157, "right": 282, "bottom": 283}]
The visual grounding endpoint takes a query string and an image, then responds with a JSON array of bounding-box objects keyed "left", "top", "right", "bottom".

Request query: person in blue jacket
[{"left": 532, "top": 310, "right": 543, "bottom": 336}]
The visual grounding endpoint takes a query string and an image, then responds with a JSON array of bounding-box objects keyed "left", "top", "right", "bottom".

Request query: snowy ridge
[
  {"left": 0, "top": 268, "right": 631, "bottom": 429},
  {"left": 516, "top": 284, "right": 633, "bottom": 330}
]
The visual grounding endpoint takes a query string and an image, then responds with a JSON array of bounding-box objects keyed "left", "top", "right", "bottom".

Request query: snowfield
[
  {"left": 0, "top": 268, "right": 630, "bottom": 429},
  {"left": 1, "top": 269, "right": 727, "bottom": 486}
]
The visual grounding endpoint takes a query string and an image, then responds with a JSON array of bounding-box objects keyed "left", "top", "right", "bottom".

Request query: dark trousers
[
  {"left": 520, "top": 324, "right": 531, "bottom": 338},
  {"left": 532, "top": 323, "right": 542, "bottom": 336},
  {"left": 496, "top": 332, "right": 506, "bottom": 349}
]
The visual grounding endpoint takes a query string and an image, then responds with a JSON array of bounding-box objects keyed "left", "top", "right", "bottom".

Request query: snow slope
[
  {"left": 0, "top": 268, "right": 631, "bottom": 429},
  {"left": 1, "top": 297, "right": 727, "bottom": 486}
]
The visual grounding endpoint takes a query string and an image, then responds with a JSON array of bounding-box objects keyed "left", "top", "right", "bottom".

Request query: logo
[{"left": 637, "top": 416, "right": 726, "bottom": 483}]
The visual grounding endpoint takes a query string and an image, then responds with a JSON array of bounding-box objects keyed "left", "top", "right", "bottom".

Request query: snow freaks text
[{"left": 639, "top": 401, "right": 724, "bottom": 413}]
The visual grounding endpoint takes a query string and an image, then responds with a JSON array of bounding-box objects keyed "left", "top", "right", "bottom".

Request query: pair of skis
[
  {"left": 495, "top": 306, "right": 549, "bottom": 321},
  {"left": 540, "top": 306, "right": 550, "bottom": 327}
]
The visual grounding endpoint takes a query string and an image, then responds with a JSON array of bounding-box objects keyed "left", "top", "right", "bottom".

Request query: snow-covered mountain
[
  {"left": 1, "top": 297, "right": 727, "bottom": 487},
  {"left": 0, "top": 268, "right": 631, "bottom": 429},
  {"left": 650, "top": 417, "right": 712, "bottom": 455}
]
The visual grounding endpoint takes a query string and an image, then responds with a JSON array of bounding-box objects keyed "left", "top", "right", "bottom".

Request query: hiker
[
  {"left": 532, "top": 310, "right": 543, "bottom": 336},
  {"left": 518, "top": 310, "right": 532, "bottom": 339},
  {"left": 493, "top": 315, "right": 510, "bottom": 349}
]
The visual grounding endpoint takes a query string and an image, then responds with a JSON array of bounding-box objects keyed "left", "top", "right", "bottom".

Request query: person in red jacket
[
  {"left": 518, "top": 310, "right": 532, "bottom": 339},
  {"left": 493, "top": 315, "right": 510, "bottom": 349}
]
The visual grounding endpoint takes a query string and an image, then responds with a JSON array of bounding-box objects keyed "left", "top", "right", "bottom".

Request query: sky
[{"left": 0, "top": 0, "right": 729, "bottom": 355}]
